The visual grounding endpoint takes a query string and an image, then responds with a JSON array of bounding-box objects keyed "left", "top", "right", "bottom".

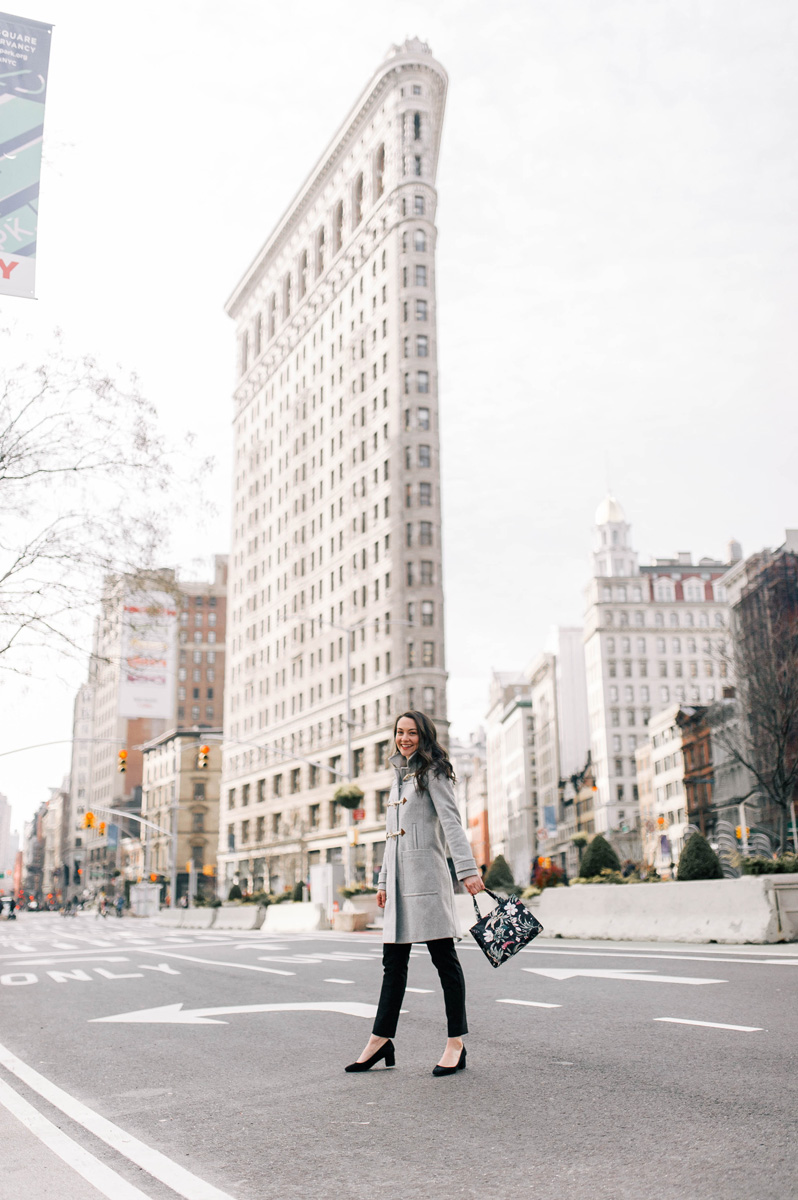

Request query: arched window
[
  {"left": 353, "top": 173, "right": 363, "bottom": 228},
  {"left": 413, "top": 112, "right": 422, "bottom": 140},
  {"left": 414, "top": 230, "right": 426, "bottom": 252},
  {"left": 332, "top": 201, "right": 343, "bottom": 254},
  {"left": 402, "top": 231, "right": 408, "bottom": 253},
  {"left": 315, "top": 226, "right": 325, "bottom": 277},
  {"left": 374, "top": 143, "right": 385, "bottom": 199}
]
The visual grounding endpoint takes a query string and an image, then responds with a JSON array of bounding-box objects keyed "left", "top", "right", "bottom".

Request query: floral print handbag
[{"left": 469, "top": 887, "right": 543, "bottom": 968}]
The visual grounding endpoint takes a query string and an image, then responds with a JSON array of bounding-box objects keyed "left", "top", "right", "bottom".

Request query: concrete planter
[
  {"left": 262, "top": 901, "right": 330, "bottom": 933},
  {"left": 333, "top": 911, "right": 369, "bottom": 932},
  {"left": 537, "top": 873, "right": 798, "bottom": 943}
]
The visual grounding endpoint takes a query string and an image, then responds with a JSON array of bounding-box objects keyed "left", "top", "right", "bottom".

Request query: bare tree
[
  {"left": 711, "top": 552, "right": 798, "bottom": 853},
  {"left": 0, "top": 329, "right": 212, "bottom": 672}
]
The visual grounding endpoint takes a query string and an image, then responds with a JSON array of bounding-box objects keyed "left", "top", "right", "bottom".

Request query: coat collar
[{"left": 389, "top": 751, "right": 420, "bottom": 771}]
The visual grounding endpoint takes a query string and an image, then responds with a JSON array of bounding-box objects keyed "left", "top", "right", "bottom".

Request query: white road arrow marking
[
  {"left": 523, "top": 967, "right": 725, "bottom": 986},
  {"left": 91, "top": 1000, "right": 378, "bottom": 1025}
]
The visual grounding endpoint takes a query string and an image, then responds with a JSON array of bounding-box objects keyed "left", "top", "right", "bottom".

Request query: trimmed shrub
[
  {"left": 483, "top": 854, "right": 515, "bottom": 892},
  {"left": 677, "top": 833, "right": 724, "bottom": 881},
  {"left": 227, "top": 883, "right": 243, "bottom": 901},
  {"left": 579, "top": 834, "right": 621, "bottom": 878},
  {"left": 741, "top": 854, "right": 798, "bottom": 875}
]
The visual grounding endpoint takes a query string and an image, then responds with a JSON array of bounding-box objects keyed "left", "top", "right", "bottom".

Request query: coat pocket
[{"left": 398, "top": 848, "right": 438, "bottom": 897}]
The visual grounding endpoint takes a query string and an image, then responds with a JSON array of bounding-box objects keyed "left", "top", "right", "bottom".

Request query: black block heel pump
[
  {"left": 344, "top": 1040, "right": 396, "bottom": 1072},
  {"left": 432, "top": 1045, "right": 466, "bottom": 1076}
]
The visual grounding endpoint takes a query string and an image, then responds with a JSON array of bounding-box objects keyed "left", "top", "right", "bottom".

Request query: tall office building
[
  {"left": 220, "top": 40, "right": 449, "bottom": 894},
  {"left": 584, "top": 495, "right": 736, "bottom": 834}
]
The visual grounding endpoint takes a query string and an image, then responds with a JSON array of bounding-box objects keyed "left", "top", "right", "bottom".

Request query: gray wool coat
[{"left": 377, "top": 752, "right": 478, "bottom": 944}]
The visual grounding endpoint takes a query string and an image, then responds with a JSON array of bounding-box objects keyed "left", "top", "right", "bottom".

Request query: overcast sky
[{"left": 2, "top": 0, "right": 796, "bottom": 834}]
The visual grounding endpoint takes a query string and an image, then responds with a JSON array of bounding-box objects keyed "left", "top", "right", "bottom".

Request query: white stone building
[
  {"left": 637, "top": 704, "right": 688, "bottom": 874},
  {"left": 584, "top": 495, "right": 737, "bottom": 834},
  {"left": 219, "top": 41, "right": 450, "bottom": 891},
  {"left": 485, "top": 673, "right": 536, "bottom": 886}
]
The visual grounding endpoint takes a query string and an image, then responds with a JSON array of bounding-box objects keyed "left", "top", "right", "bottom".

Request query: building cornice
[{"left": 225, "top": 42, "right": 447, "bottom": 319}]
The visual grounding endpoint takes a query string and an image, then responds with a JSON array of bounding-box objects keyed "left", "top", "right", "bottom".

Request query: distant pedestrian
[
  {"left": 345, "top": 711, "right": 484, "bottom": 1077},
  {"left": 115, "top": 895, "right": 124, "bottom": 918}
]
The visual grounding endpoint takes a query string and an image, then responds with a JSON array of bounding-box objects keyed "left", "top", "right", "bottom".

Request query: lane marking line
[
  {"left": 324, "top": 978, "right": 355, "bottom": 984},
  {"left": 0, "top": 1042, "right": 240, "bottom": 1199},
  {"left": 654, "top": 1018, "right": 764, "bottom": 1032},
  {"left": 133, "top": 949, "right": 295, "bottom": 976},
  {"left": 496, "top": 999, "right": 561, "bottom": 1009},
  {"left": 0, "top": 1074, "right": 152, "bottom": 1200}
]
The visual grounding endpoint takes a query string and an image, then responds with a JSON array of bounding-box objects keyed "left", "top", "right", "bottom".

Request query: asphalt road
[{"left": 0, "top": 912, "right": 795, "bottom": 1200}]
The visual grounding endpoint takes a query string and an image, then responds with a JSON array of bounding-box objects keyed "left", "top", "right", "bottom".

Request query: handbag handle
[{"left": 471, "top": 886, "right": 504, "bottom": 920}]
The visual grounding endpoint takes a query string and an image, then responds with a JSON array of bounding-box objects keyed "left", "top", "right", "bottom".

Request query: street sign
[{"left": 352, "top": 808, "right": 365, "bottom": 821}]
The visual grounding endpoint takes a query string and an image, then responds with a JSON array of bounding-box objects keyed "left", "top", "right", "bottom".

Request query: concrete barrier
[
  {"left": 537, "top": 873, "right": 798, "bottom": 943},
  {"left": 180, "top": 909, "right": 217, "bottom": 929},
  {"left": 213, "top": 905, "right": 266, "bottom": 931},
  {"left": 155, "top": 909, "right": 184, "bottom": 928},
  {"left": 263, "top": 902, "right": 330, "bottom": 933}
]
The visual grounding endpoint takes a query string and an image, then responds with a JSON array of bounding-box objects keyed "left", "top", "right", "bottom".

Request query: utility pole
[{"left": 169, "top": 783, "right": 179, "bottom": 908}]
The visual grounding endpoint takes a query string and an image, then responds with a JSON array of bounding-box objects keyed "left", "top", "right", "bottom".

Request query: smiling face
[{"left": 395, "top": 716, "right": 420, "bottom": 759}]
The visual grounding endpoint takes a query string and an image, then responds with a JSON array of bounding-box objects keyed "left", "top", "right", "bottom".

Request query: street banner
[
  {"left": 118, "top": 591, "right": 178, "bottom": 719},
  {"left": 0, "top": 11, "right": 52, "bottom": 298}
]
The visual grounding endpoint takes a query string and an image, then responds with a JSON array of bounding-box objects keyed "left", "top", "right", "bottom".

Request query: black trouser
[{"left": 372, "top": 938, "right": 467, "bottom": 1039}]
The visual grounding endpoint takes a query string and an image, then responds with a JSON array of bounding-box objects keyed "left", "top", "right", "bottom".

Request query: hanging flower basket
[{"left": 333, "top": 784, "right": 365, "bottom": 810}]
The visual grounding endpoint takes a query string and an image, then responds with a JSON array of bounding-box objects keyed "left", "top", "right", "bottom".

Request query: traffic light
[
  {"left": 117, "top": 749, "right": 128, "bottom": 773},
  {"left": 735, "top": 826, "right": 750, "bottom": 840},
  {"left": 197, "top": 744, "right": 210, "bottom": 769},
  {"left": 98, "top": 822, "right": 106, "bottom": 836},
  {"left": 83, "top": 812, "right": 95, "bottom": 829}
]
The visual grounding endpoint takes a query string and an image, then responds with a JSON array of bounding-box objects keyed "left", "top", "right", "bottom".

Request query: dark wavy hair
[{"left": 393, "top": 710, "right": 455, "bottom": 792}]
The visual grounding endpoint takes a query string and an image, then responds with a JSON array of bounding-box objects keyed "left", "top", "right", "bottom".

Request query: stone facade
[
  {"left": 219, "top": 41, "right": 450, "bottom": 892},
  {"left": 584, "top": 495, "right": 737, "bottom": 834}
]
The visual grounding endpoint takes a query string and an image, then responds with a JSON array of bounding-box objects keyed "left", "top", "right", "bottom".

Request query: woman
[{"left": 345, "top": 711, "right": 485, "bottom": 1076}]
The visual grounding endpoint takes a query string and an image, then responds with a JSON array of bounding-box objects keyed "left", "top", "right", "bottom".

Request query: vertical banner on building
[
  {"left": 0, "top": 12, "right": 52, "bottom": 298},
  {"left": 118, "top": 592, "right": 178, "bottom": 719}
]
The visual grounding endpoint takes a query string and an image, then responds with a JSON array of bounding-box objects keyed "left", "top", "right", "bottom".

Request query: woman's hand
[
  {"left": 376, "top": 889, "right": 387, "bottom": 909},
  {"left": 462, "top": 875, "right": 485, "bottom": 896}
]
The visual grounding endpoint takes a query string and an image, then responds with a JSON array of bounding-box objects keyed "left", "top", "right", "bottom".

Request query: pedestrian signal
[
  {"left": 197, "top": 744, "right": 210, "bottom": 769},
  {"left": 117, "top": 749, "right": 128, "bottom": 773}
]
